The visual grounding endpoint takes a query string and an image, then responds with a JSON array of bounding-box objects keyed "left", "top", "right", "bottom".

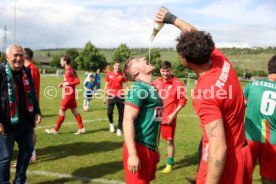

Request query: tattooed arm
[{"left": 204, "top": 118, "right": 227, "bottom": 184}]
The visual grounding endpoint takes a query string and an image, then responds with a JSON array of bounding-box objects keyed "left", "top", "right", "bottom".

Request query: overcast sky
[{"left": 0, "top": 0, "right": 275, "bottom": 50}]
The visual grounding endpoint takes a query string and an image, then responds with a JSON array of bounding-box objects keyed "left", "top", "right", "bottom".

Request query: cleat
[
  {"left": 110, "top": 123, "right": 115, "bottom": 133},
  {"left": 45, "top": 128, "right": 58, "bottom": 134},
  {"left": 116, "top": 129, "right": 122, "bottom": 136},
  {"left": 161, "top": 165, "right": 172, "bottom": 174},
  {"left": 74, "top": 128, "right": 86, "bottom": 135}
]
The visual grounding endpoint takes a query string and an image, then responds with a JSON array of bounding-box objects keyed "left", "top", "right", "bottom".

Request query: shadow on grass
[
  {"left": 157, "top": 152, "right": 199, "bottom": 171},
  {"left": 35, "top": 141, "right": 123, "bottom": 163},
  {"left": 41, "top": 114, "right": 57, "bottom": 118},
  {"left": 35, "top": 161, "right": 123, "bottom": 184}
]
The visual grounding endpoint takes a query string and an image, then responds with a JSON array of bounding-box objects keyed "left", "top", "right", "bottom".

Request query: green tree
[
  {"left": 173, "top": 59, "right": 192, "bottom": 78},
  {"left": 113, "top": 43, "right": 131, "bottom": 64},
  {"left": 76, "top": 41, "right": 107, "bottom": 71},
  {"left": 50, "top": 54, "right": 62, "bottom": 68},
  {"left": 145, "top": 48, "right": 161, "bottom": 75},
  {"left": 66, "top": 48, "right": 79, "bottom": 69}
]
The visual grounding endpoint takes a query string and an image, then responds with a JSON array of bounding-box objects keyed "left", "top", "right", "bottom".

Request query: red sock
[
  {"left": 54, "top": 115, "right": 65, "bottom": 131},
  {"left": 75, "top": 114, "right": 84, "bottom": 129}
]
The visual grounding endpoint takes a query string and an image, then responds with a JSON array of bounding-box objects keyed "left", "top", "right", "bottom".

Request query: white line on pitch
[
  {"left": 36, "top": 118, "right": 109, "bottom": 129},
  {"left": 37, "top": 114, "right": 197, "bottom": 129},
  {"left": 11, "top": 169, "right": 125, "bottom": 184}
]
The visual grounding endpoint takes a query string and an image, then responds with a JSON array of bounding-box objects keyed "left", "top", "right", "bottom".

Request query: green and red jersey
[
  {"left": 125, "top": 80, "right": 162, "bottom": 151},
  {"left": 244, "top": 79, "right": 276, "bottom": 144}
]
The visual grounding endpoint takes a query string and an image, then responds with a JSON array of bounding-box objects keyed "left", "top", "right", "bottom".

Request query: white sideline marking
[
  {"left": 37, "top": 118, "right": 109, "bottom": 129},
  {"left": 37, "top": 114, "right": 197, "bottom": 129},
  {"left": 11, "top": 169, "right": 125, "bottom": 184}
]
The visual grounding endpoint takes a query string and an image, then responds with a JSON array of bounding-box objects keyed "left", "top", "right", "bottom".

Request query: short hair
[
  {"left": 268, "top": 55, "right": 276, "bottom": 74},
  {"left": 61, "top": 55, "right": 71, "bottom": 64},
  {"left": 176, "top": 31, "right": 215, "bottom": 64},
  {"left": 114, "top": 60, "right": 121, "bottom": 64},
  {"left": 160, "top": 61, "right": 172, "bottom": 69},
  {"left": 6, "top": 44, "right": 24, "bottom": 55},
  {"left": 24, "top": 48, "right": 33, "bottom": 60},
  {"left": 89, "top": 73, "right": 94, "bottom": 78},
  {"left": 123, "top": 57, "right": 135, "bottom": 81}
]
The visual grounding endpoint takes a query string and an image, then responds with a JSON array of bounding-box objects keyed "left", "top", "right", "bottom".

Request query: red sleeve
[
  {"left": 197, "top": 98, "right": 222, "bottom": 125},
  {"left": 68, "top": 68, "right": 80, "bottom": 85},
  {"left": 31, "top": 66, "right": 40, "bottom": 101},
  {"left": 105, "top": 72, "right": 109, "bottom": 83},
  {"left": 177, "top": 81, "right": 187, "bottom": 106}
]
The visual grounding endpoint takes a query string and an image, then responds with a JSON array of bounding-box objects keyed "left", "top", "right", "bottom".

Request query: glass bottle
[{"left": 150, "top": 7, "right": 170, "bottom": 42}]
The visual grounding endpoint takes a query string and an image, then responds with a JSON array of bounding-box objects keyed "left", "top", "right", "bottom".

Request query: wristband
[{"left": 163, "top": 12, "right": 177, "bottom": 24}]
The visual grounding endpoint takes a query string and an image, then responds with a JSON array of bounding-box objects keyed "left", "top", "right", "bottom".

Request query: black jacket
[{"left": 0, "top": 62, "right": 41, "bottom": 133}]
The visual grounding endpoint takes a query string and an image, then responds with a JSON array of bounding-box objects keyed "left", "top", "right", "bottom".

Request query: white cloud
[{"left": 0, "top": 0, "right": 275, "bottom": 50}]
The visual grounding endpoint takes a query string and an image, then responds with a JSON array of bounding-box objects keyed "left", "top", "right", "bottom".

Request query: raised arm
[{"left": 155, "top": 8, "right": 198, "bottom": 32}]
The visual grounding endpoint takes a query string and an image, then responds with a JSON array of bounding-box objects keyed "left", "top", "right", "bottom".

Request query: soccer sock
[
  {"left": 167, "top": 157, "right": 174, "bottom": 165},
  {"left": 54, "top": 115, "right": 65, "bottom": 131},
  {"left": 32, "top": 147, "right": 36, "bottom": 156},
  {"left": 75, "top": 114, "right": 84, "bottom": 129}
]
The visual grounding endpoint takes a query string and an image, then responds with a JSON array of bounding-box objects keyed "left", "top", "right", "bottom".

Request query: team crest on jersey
[{"left": 154, "top": 107, "right": 163, "bottom": 122}]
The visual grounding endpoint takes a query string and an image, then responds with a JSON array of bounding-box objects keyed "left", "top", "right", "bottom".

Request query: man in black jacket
[{"left": 0, "top": 44, "right": 41, "bottom": 184}]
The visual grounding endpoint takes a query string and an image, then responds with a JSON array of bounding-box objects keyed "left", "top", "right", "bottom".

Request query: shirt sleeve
[
  {"left": 67, "top": 68, "right": 80, "bottom": 86},
  {"left": 125, "top": 85, "right": 145, "bottom": 110},
  {"left": 105, "top": 73, "right": 109, "bottom": 82},
  {"left": 176, "top": 80, "right": 187, "bottom": 106},
  {"left": 243, "top": 83, "right": 251, "bottom": 99},
  {"left": 197, "top": 98, "right": 222, "bottom": 125}
]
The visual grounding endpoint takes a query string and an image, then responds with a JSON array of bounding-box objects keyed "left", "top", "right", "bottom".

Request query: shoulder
[
  {"left": 153, "top": 77, "right": 162, "bottom": 84},
  {"left": 173, "top": 76, "right": 184, "bottom": 84}
]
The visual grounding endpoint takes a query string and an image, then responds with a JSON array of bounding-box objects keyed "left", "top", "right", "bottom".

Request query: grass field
[{"left": 11, "top": 71, "right": 262, "bottom": 184}]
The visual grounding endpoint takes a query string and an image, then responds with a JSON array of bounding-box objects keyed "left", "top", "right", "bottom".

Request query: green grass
[{"left": 10, "top": 71, "right": 262, "bottom": 184}]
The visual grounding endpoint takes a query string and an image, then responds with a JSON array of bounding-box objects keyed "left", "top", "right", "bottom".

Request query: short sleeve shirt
[
  {"left": 244, "top": 79, "right": 276, "bottom": 144},
  {"left": 153, "top": 76, "right": 187, "bottom": 124},
  {"left": 105, "top": 71, "right": 127, "bottom": 96},
  {"left": 192, "top": 48, "right": 246, "bottom": 158}
]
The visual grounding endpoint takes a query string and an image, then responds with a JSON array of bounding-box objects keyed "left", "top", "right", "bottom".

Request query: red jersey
[
  {"left": 62, "top": 66, "right": 80, "bottom": 99},
  {"left": 193, "top": 48, "right": 246, "bottom": 156},
  {"left": 26, "top": 63, "right": 40, "bottom": 102},
  {"left": 105, "top": 71, "right": 127, "bottom": 97},
  {"left": 153, "top": 76, "right": 187, "bottom": 124}
]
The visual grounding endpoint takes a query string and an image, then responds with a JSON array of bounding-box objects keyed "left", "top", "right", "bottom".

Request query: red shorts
[
  {"left": 123, "top": 142, "right": 158, "bottom": 184},
  {"left": 161, "top": 119, "right": 176, "bottom": 140},
  {"left": 248, "top": 140, "right": 276, "bottom": 181},
  {"left": 197, "top": 143, "right": 252, "bottom": 184},
  {"left": 60, "top": 98, "right": 77, "bottom": 110}
]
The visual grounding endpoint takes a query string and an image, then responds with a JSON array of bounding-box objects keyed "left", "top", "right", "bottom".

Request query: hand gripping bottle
[{"left": 150, "top": 7, "right": 170, "bottom": 42}]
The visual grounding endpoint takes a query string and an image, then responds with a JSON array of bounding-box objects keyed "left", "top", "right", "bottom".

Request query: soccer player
[
  {"left": 154, "top": 8, "right": 252, "bottom": 183},
  {"left": 45, "top": 56, "right": 85, "bottom": 135},
  {"left": 244, "top": 55, "right": 276, "bottom": 184},
  {"left": 153, "top": 61, "right": 187, "bottom": 173},
  {"left": 24, "top": 47, "right": 40, "bottom": 161},
  {"left": 104, "top": 61, "right": 128, "bottom": 136},
  {"left": 122, "top": 57, "right": 162, "bottom": 184}
]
